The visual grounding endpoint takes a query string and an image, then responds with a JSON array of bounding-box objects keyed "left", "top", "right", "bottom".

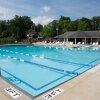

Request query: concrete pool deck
[
  {"left": 0, "top": 77, "right": 32, "bottom": 100},
  {"left": 32, "top": 41, "right": 100, "bottom": 48},
  {"left": 0, "top": 64, "right": 100, "bottom": 100}
]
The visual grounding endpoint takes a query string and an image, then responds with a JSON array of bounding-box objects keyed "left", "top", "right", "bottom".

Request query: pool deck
[
  {"left": 0, "top": 77, "right": 32, "bottom": 100},
  {"left": 32, "top": 42, "right": 100, "bottom": 48},
  {"left": 0, "top": 64, "right": 100, "bottom": 100}
]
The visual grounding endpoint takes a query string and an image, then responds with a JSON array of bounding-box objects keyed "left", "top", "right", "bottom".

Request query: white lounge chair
[
  {"left": 56, "top": 41, "right": 59, "bottom": 44},
  {"left": 92, "top": 42, "right": 96, "bottom": 45},
  {"left": 62, "top": 41, "right": 65, "bottom": 45},
  {"left": 95, "top": 42, "right": 98, "bottom": 45},
  {"left": 49, "top": 41, "right": 51, "bottom": 44},
  {"left": 82, "top": 42, "right": 85, "bottom": 45},
  {"left": 44, "top": 41, "right": 47, "bottom": 43},
  {"left": 77, "top": 42, "right": 81, "bottom": 45},
  {"left": 69, "top": 42, "right": 73, "bottom": 45},
  {"left": 53, "top": 41, "right": 55, "bottom": 44}
]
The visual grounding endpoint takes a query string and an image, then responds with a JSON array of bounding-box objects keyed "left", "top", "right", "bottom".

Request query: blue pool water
[{"left": 0, "top": 45, "right": 100, "bottom": 97}]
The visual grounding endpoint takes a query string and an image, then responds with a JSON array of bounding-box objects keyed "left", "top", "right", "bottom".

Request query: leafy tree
[
  {"left": 35, "top": 24, "right": 43, "bottom": 32},
  {"left": 0, "top": 21, "right": 6, "bottom": 33},
  {"left": 78, "top": 17, "right": 92, "bottom": 31},
  {"left": 91, "top": 16, "right": 100, "bottom": 30},
  {"left": 29, "top": 22, "right": 36, "bottom": 32},
  {"left": 59, "top": 16, "right": 71, "bottom": 33},
  {"left": 0, "top": 20, "right": 10, "bottom": 38},
  {"left": 43, "top": 20, "right": 59, "bottom": 38},
  {"left": 8, "top": 15, "right": 33, "bottom": 40},
  {"left": 66, "top": 20, "right": 78, "bottom": 31},
  {"left": 0, "top": 15, "right": 100, "bottom": 40}
]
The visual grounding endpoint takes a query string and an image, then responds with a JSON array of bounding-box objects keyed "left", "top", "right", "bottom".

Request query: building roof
[{"left": 55, "top": 31, "right": 100, "bottom": 38}]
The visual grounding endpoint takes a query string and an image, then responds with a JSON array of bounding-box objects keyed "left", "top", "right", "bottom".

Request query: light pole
[
  {"left": 56, "top": 27, "right": 59, "bottom": 36},
  {"left": 56, "top": 20, "right": 59, "bottom": 36}
]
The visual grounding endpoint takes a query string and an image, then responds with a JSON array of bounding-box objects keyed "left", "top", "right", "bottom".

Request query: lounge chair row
[{"left": 43, "top": 41, "right": 99, "bottom": 46}]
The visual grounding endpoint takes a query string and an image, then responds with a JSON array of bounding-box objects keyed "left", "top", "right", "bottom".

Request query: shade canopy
[{"left": 55, "top": 31, "right": 100, "bottom": 38}]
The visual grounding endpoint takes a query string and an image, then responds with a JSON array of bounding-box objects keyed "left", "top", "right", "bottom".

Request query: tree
[
  {"left": 66, "top": 20, "right": 78, "bottom": 31},
  {"left": 43, "top": 25, "right": 51, "bottom": 38},
  {"left": 78, "top": 17, "right": 92, "bottom": 31},
  {"left": 0, "top": 20, "right": 7, "bottom": 32},
  {"left": 35, "top": 24, "right": 43, "bottom": 32},
  {"left": 0, "top": 15, "right": 100, "bottom": 40},
  {"left": 0, "top": 20, "right": 10, "bottom": 38},
  {"left": 9, "top": 15, "right": 33, "bottom": 40},
  {"left": 91, "top": 16, "right": 100, "bottom": 30},
  {"left": 29, "top": 22, "right": 36, "bottom": 32},
  {"left": 59, "top": 16, "right": 71, "bottom": 33},
  {"left": 43, "top": 20, "right": 60, "bottom": 38}
]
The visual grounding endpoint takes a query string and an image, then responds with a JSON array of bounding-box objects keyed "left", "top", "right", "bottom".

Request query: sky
[{"left": 0, "top": 0, "right": 100, "bottom": 25}]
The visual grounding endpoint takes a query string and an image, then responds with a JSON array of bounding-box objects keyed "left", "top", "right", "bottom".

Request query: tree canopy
[
  {"left": 0, "top": 15, "right": 100, "bottom": 40},
  {"left": 43, "top": 16, "right": 100, "bottom": 38}
]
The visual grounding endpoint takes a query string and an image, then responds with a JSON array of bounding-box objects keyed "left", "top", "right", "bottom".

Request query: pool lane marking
[
  {"left": 0, "top": 54, "right": 66, "bottom": 75},
  {"left": 1, "top": 68, "right": 37, "bottom": 90},
  {"left": 37, "top": 74, "right": 68, "bottom": 90},
  {"left": 66, "top": 71, "right": 79, "bottom": 76},
  {"left": 0, "top": 53, "right": 79, "bottom": 76},
  {"left": 87, "top": 58, "right": 100, "bottom": 65},
  {"left": 0, "top": 48, "right": 93, "bottom": 75},
  {"left": 42, "top": 57, "right": 91, "bottom": 66},
  {"left": 73, "top": 58, "right": 100, "bottom": 73},
  {"left": 1, "top": 67, "right": 73, "bottom": 91},
  {"left": 0, "top": 49, "right": 91, "bottom": 67},
  {"left": 0, "top": 56, "right": 81, "bottom": 90},
  {"left": 1, "top": 48, "right": 92, "bottom": 75}
]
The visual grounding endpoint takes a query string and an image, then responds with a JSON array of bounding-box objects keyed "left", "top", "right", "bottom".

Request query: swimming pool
[{"left": 0, "top": 45, "right": 100, "bottom": 97}]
